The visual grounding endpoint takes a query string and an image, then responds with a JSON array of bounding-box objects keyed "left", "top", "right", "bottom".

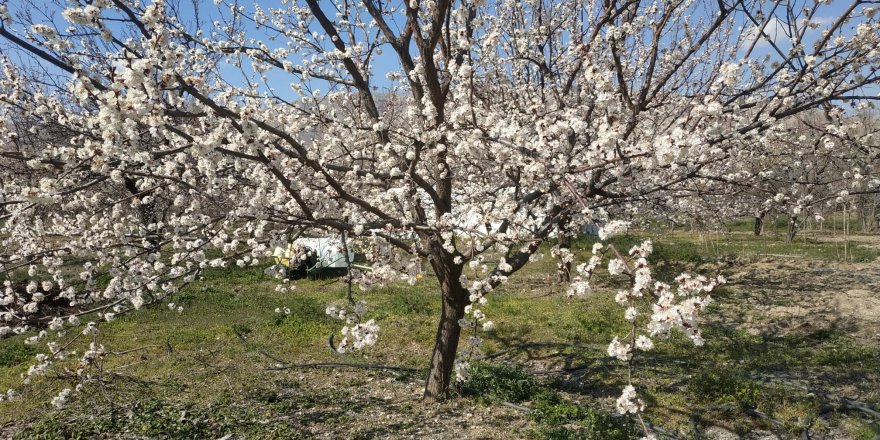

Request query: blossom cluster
[
  {"left": 564, "top": 232, "right": 724, "bottom": 438},
  {"left": 326, "top": 301, "right": 380, "bottom": 353}
]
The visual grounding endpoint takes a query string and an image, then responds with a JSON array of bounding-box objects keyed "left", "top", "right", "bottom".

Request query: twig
[
  {"left": 110, "top": 344, "right": 165, "bottom": 356},
  {"left": 264, "top": 363, "right": 421, "bottom": 373},
  {"left": 646, "top": 422, "right": 680, "bottom": 440},
  {"left": 499, "top": 401, "right": 531, "bottom": 412},
  {"left": 479, "top": 342, "right": 603, "bottom": 360},
  {"left": 841, "top": 398, "right": 880, "bottom": 419},
  {"left": 743, "top": 408, "right": 783, "bottom": 426},
  {"left": 319, "top": 278, "right": 340, "bottom": 287},
  {"left": 340, "top": 229, "right": 354, "bottom": 304}
]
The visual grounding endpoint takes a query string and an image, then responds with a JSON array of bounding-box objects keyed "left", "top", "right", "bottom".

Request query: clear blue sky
[{"left": 0, "top": 0, "right": 874, "bottom": 102}]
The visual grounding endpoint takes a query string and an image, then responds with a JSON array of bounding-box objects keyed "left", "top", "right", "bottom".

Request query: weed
[
  {"left": 528, "top": 390, "right": 638, "bottom": 440},
  {"left": 460, "top": 362, "right": 539, "bottom": 403}
]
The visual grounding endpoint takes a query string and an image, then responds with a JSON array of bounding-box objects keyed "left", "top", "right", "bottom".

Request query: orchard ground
[{"left": 1, "top": 229, "right": 879, "bottom": 439}]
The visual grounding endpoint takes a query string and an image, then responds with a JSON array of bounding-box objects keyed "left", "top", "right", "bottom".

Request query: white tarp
[{"left": 272, "top": 237, "right": 354, "bottom": 269}]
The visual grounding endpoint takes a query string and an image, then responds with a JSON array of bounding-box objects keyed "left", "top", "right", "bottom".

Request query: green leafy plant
[
  {"left": 529, "top": 391, "right": 638, "bottom": 440},
  {"left": 460, "top": 362, "right": 538, "bottom": 403}
]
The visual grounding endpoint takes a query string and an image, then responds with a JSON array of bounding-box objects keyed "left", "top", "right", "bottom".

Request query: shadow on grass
[{"left": 476, "top": 320, "right": 880, "bottom": 438}]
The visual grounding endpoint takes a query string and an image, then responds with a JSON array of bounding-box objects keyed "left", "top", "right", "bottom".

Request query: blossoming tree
[
  {"left": 1, "top": 0, "right": 878, "bottom": 420},
  {"left": 665, "top": 108, "right": 880, "bottom": 239}
]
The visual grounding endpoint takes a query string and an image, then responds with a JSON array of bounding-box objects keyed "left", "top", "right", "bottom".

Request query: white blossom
[{"left": 615, "top": 385, "right": 644, "bottom": 414}]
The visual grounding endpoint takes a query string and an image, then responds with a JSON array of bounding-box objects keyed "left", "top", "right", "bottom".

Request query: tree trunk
[
  {"left": 124, "top": 176, "right": 161, "bottom": 250},
  {"left": 754, "top": 213, "right": 765, "bottom": 236},
  {"left": 556, "top": 232, "right": 571, "bottom": 283},
  {"left": 786, "top": 215, "right": 798, "bottom": 242},
  {"left": 423, "top": 253, "right": 467, "bottom": 401}
]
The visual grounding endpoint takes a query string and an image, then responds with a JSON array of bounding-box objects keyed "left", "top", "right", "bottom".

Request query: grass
[
  {"left": 1, "top": 231, "right": 878, "bottom": 438},
  {"left": 726, "top": 212, "right": 879, "bottom": 235},
  {"left": 528, "top": 390, "right": 638, "bottom": 440},
  {"left": 460, "top": 362, "right": 539, "bottom": 403}
]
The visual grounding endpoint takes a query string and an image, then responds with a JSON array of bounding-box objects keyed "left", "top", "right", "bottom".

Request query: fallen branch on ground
[{"left": 479, "top": 342, "right": 604, "bottom": 360}]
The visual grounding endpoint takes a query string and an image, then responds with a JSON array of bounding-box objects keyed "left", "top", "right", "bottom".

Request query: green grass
[
  {"left": 1, "top": 232, "right": 878, "bottom": 438},
  {"left": 460, "top": 362, "right": 539, "bottom": 403},
  {"left": 539, "top": 229, "right": 880, "bottom": 268},
  {"left": 528, "top": 390, "right": 638, "bottom": 440},
  {"left": 0, "top": 340, "right": 36, "bottom": 368},
  {"left": 726, "top": 212, "right": 879, "bottom": 235}
]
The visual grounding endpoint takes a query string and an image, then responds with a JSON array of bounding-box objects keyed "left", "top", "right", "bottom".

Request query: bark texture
[{"left": 423, "top": 250, "right": 467, "bottom": 400}]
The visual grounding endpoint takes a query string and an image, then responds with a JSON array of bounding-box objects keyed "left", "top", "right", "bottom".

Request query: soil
[
  {"left": 723, "top": 257, "right": 880, "bottom": 341},
  {"left": 268, "top": 370, "right": 528, "bottom": 439}
]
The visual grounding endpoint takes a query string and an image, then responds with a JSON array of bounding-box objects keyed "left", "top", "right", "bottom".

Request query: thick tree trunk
[
  {"left": 423, "top": 253, "right": 467, "bottom": 401},
  {"left": 754, "top": 213, "right": 765, "bottom": 236},
  {"left": 786, "top": 215, "right": 798, "bottom": 242}
]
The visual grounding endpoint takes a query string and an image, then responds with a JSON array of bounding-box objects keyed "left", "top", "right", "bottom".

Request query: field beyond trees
[{"left": 2, "top": 230, "right": 879, "bottom": 439}]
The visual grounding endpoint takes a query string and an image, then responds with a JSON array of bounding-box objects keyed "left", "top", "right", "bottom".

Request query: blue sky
[{"left": 1, "top": 0, "right": 875, "bottom": 102}]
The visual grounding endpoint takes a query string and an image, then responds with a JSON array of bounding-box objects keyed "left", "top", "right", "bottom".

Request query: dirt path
[{"left": 722, "top": 258, "right": 880, "bottom": 340}]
